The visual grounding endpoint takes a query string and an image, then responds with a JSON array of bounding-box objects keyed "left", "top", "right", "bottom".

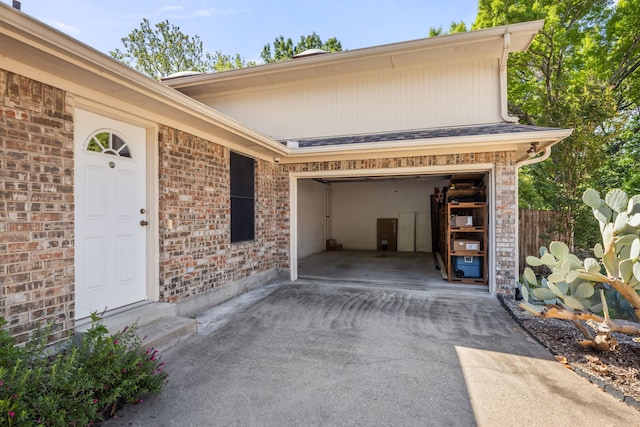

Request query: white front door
[{"left": 74, "top": 109, "right": 147, "bottom": 319}]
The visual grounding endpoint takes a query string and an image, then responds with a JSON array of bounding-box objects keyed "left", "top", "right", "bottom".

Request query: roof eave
[
  {"left": 0, "top": 3, "right": 287, "bottom": 159},
  {"left": 165, "top": 20, "right": 545, "bottom": 94},
  {"left": 278, "top": 128, "right": 573, "bottom": 163}
]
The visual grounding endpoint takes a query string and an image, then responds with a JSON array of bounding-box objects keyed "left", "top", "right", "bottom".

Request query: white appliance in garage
[{"left": 398, "top": 211, "right": 430, "bottom": 252}]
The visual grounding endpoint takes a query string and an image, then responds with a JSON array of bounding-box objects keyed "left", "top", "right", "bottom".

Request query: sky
[{"left": 3, "top": 0, "right": 478, "bottom": 63}]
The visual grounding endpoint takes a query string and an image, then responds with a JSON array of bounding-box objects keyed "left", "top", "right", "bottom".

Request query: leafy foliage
[
  {"left": 110, "top": 19, "right": 252, "bottom": 79},
  {"left": 521, "top": 242, "right": 601, "bottom": 312},
  {"left": 474, "top": 0, "right": 640, "bottom": 250},
  {"left": 0, "top": 314, "right": 166, "bottom": 426},
  {"left": 522, "top": 188, "right": 640, "bottom": 318},
  {"left": 111, "top": 20, "right": 344, "bottom": 78},
  {"left": 260, "top": 32, "right": 343, "bottom": 63},
  {"left": 76, "top": 313, "right": 167, "bottom": 418},
  {"left": 209, "top": 51, "right": 253, "bottom": 72},
  {"left": 596, "top": 114, "right": 640, "bottom": 196},
  {"left": 605, "top": 0, "right": 640, "bottom": 110},
  {"left": 428, "top": 21, "right": 468, "bottom": 36},
  {"left": 111, "top": 19, "right": 209, "bottom": 79},
  {"left": 520, "top": 188, "right": 640, "bottom": 350}
]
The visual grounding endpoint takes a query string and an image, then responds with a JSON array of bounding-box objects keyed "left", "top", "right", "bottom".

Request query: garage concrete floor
[{"left": 298, "top": 250, "right": 487, "bottom": 293}]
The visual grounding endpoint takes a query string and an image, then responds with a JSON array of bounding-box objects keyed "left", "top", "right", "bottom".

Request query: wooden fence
[{"left": 518, "top": 209, "right": 569, "bottom": 274}]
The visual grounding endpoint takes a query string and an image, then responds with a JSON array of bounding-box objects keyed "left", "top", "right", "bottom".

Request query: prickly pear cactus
[
  {"left": 521, "top": 188, "right": 640, "bottom": 321},
  {"left": 522, "top": 242, "right": 600, "bottom": 312}
]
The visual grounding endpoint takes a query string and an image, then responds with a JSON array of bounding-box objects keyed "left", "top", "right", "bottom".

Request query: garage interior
[{"left": 296, "top": 173, "right": 490, "bottom": 291}]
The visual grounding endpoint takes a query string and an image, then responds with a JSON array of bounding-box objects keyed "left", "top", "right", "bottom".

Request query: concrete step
[
  {"left": 138, "top": 316, "right": 197, "bottom": 352},
  {"left": 75, "top": 302, "right": 196, "bottom": 353}
]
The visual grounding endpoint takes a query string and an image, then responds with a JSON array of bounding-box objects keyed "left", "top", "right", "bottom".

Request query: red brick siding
[
  {"left": 157, "top": 126, "right": 284, "bottom": 302},
  {"left": 0, "top": 69, "right": 75, "bottom": 343},
  {"left": 0, "top": 68, "right": 519, "bottom": 347},
  {"left": 495, "top": 159, "right": 518, "bottom": 294},
  {"left": 282, "top": 151, "right": 518, "bottom": 294},
  {"left": 274, "top": 172, "right": 291, "bottom": 269}
]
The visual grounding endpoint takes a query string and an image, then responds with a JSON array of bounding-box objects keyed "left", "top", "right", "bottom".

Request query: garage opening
[{"left": 293, "top": 171, "right": 491, "bottom": 292}]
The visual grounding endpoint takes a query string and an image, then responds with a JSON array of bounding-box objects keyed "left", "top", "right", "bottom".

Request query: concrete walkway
[{"left": 106, "top": 281, "right": 640, "bottom": 426}]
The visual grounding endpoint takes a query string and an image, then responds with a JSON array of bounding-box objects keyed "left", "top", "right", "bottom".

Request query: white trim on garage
[{"left": 289, "top": 163, "right": 496, "bottom": 294}]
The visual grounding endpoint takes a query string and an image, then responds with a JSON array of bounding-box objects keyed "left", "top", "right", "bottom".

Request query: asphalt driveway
[{"left": 106, "top": 281, "right": 640, "bottom": 426}]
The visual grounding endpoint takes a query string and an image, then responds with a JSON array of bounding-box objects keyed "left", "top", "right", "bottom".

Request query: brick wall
[
  {"left": 274, "top": 170, "right": 291, "bottom": 268},
  {"left": 495, "top": 157, "right": 518, "bottom": 294},
  {"left": 282, "top": 151, "right": 518, "bottom": 294},
  {"left": 0, "top": 69, "right": 519, "bottom": 346},
  {"left": 157, "top": 126, "right": 285, "bottom": 303},
  {"left": 0, "top": 69, "right": 75, "bottom": 343}
]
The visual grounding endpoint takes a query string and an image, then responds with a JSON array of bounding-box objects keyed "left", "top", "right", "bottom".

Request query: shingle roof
[{"left": 282, "top": 123, "right": 563, "bottom": 148}]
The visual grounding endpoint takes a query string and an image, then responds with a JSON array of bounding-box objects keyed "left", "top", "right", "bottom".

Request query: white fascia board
[
  {"left": 283, "top": 128, "right": 573, "bottom": 158},
  {"left": 166, "top": 20, "right": 545, "bottom": 91},
  {"left": 0, "top": 4, "right": 287, "bottom": 157},
  {"left": 290, "top": 163, "right": 495, "bottom": 180}
]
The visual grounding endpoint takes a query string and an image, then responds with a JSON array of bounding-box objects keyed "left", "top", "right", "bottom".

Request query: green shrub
[
  {"left": 0, "top": 314, "right": 167, "bottom": 426},
  {"left": 76, "top": 313, "right": 167, "bottom": 418}
]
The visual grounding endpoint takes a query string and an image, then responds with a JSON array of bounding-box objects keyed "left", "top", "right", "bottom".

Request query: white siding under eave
[{"left": 200, "top": 59, "right": 501, "bottom": 140}]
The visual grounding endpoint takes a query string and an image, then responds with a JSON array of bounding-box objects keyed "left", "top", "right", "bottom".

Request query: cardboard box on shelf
[
  {"left": 452, "top": 215, "right": 473, "bottom": 227},
  {"left": 453, "top": 239, "right": 480, "bottom": 251}
]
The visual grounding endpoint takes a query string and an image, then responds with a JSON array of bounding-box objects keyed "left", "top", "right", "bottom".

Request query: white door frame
[
  {"left": 74, "top": 100, "right": 160, "bottom": 312},
  {"left": 289, "top": 164, "right": 496, "bottom": 294}
]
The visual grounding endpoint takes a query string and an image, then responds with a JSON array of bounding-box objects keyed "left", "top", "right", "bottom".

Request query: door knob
[{"left": 140, "top": 220, "right": 149, "bottom": 226}]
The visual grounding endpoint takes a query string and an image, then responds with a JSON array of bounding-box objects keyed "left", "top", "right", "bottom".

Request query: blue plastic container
[{"left": 453, "top": 256, "right": 481, "bottom": 278}]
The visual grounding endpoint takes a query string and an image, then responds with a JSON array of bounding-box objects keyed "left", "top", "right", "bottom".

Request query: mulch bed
[{"left": 499, "top": 295, "right": 640, "bottom": 410}]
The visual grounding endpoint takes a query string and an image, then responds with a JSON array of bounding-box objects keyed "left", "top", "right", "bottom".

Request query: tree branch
[{"left": 519, "top": 304, "right": 640, "bottom": 336}]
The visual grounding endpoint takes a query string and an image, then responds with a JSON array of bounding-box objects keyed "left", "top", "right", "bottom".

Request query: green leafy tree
[
  {"left": 111, "top": 19, "right": 251, "bottom": 80},
  {"left": 209, "top": 51, "right": 254, "bottom": 72},
  {"left": 111, "top": 19, "right": 211, "bottom": 79},
  {"left": 597, "top": 115, "right": 640, "bottom": 195},
  {"left": 428, "top": 21, "right": 468, "bottom": 37},
  {"left": 474, "top": 0, "right": 640, "bottom": 249},
  {"left": 260, "top": 32, "right": 343, "bottom": 63},
  {"left": 604, "top": 0, "right": 640, "bottom": 110}
]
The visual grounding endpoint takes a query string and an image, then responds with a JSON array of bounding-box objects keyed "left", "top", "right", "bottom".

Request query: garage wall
[
  {"left": 298, "top": 180, "right": 328, "bottom": 258},
  {"left": 329, "top": 178, "right": 449, "bottom": 251}
]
